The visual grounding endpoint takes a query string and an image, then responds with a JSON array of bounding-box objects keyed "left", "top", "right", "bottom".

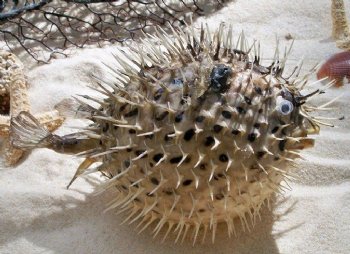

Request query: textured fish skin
[
  {"left": 317, "top": 51, "right": 350, "bottom": 87},
  {"left": 10, "top": 24, "right": 332, "bottom": 244}
]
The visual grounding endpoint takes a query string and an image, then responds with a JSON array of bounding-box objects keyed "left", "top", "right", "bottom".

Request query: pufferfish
[{"left": 10, "top": 24, "right": 334, "bottom": 244}]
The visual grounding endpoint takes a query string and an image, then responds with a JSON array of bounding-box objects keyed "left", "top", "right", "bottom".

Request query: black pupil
[{"left": 281, "top": 103, "right": 290, "bottom": 113}]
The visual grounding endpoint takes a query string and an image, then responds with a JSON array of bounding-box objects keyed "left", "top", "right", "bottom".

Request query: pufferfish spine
[{"left": 10, "top": 23, "right": 335, "bottom": 245}]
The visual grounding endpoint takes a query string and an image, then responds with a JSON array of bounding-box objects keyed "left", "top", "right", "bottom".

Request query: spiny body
[{"left": 11, "top": 24, "right": 330, "bottom": 244}]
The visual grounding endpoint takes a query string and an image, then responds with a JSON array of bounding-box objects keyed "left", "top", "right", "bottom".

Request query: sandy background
[{"left": 1, "top": 0, "right": 350, "bottom": 253}]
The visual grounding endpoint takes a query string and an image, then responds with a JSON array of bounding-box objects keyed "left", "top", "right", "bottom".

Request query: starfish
[
  {"left": 0, "top": 50, "right": 64, "bottom": 165},
  {"left": 331, "top": 0, "right": 350, "bottom": 50}
]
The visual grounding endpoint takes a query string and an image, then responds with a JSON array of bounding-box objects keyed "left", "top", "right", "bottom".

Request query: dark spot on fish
[
  {"left": 204, "top": 136, "right": 215, "bottom": 146},
  {"left": 247, "top": 133, "right": 256, "bottom": 142},
  {"left": 195, "top": 115, "right": 205, "bottom": 123},
  {"left": 279, "top": 139, "right": 287, "bottom": 152},
  {"left": 199, "top": 209, "right": 205, "bottom": 213},
  {"left": 145, "top": 134, "right": 154, "bottom": 139},
  {"left": 126, "top": 148, "right": 132, "bottom": 152},
  {"left": 154, "top": 88, "right": 163, "bottom": 100},
  {"left": 124, "top": 108, "right": 138, "bottom": 117},
  {"left": 149, "top": 162, "right": 154, "bottom": 167},
  {"left": 215, "top": 193, "right": 224, "bottom": 200},
  {"left": 274, "top": 156, "right": 280, "bottom": 161},
  {"left": 170, "top": 156, "right": 183, "bottom": 164},
  {"left": 199, "top": 163, "right": 206, "bottom": 170},
  {"left": 213, "top": 125, "right": 223, "bottom": 133},
  {"left": 119, "top": 104, "right": 127, "bottom": 112},
  {"left": 271, "top": 126, "right": 279, "bottom": 133},
  {"left": 219, "top": 154, "right": 228, "bottom": 162},
  {"left": 155, "top": 111, "right": 169, "bottom": 121},
  {"left": 217, "top": 173, "right": 224, "bottom": 178},
  {"left": 256, "top": 151, "right": 266, "bottom": 159},
  {"left": 102, "top": 124, "right": 109, "bottom": 132},
  {"left": 231, "top": 129, "right": 240, "bottom": 135},
  {"left": 184, "top": 156, "right": 191, "bottom": 163},
  {"left": 151, "top": 177, "right": 159, "bottom": 185},
  {"left": 244, "top": 96, "right": 252, "bottom": 105},
  {"left": 237, "top": 106, "right": 246, "bottom": 114},
  {"left": 128, "top": 129, "right": 136, "bottom": 134},
  {"left": 281, "top": 127, "right": 288, "bottom": 136},
  {"left": 221, "top": 110, "right": 232, "bottom": 119},
  {"left": 254, "top": 86, "right": 263, "bottom": 95},
  {"left": 175, "top": 111, "right": 184, "bottom": 123},
  {"left": 124, "top": 160, "right": 130, "bottom": 168},
  {"left": 135, "top": 150, "right": 147, "bottom": 158},
  {"left": 182, "top": 179, "right": 193, "bottom": 186},
  {"left": 184, "top": 129, "right": 195, "bottom": 141},
  {"left": 153, "top": 153, "right": 163, "bottom": 162},
  {"left": 164, "top": 189, "right": 173, "bottom": 195}
]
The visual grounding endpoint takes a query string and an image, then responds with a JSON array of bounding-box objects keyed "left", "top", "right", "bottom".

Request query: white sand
[{"left": 1, "top": 0, "right": 350, "bottom": 253}]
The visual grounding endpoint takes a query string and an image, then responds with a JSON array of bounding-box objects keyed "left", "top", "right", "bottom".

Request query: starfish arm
[
  {"left": 8, "top": 60, "right": 30, "bottom": 116},
  {"left": 332, "top": 0, "right": 350, "bottom": 49},
  {"left": 34, "top": 111, "right": 65, "bottom": 132},
  {"left": 1, "top": 50, "right": 66, "bottom": 165},
  {"left": 0, "top": 115, "right": 10, "bottom": 136},
  {"left": 4, "top": 144, "right": 24, "bottom": 166}
]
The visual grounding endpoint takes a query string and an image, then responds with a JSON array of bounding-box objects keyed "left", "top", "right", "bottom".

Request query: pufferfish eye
[{"left": 276, "top": 96, "right": 294, "bottom": 115}]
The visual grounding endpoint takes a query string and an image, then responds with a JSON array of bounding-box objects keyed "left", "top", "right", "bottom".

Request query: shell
[
  {"left": 10, "top": 24, "right": 333, "bottom": 244},
  {"left": 317, "top": 51, "right": 350, "bottom": 87}
]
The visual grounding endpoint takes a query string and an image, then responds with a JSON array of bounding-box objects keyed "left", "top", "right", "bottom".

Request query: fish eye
[{"left": 277, "top": 99, "right": 294, "bottom": 115}]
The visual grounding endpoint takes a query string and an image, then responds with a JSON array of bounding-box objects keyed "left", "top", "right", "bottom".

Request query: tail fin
[{"left": 10, "top": 111, "right": 54, "bottom": 149}]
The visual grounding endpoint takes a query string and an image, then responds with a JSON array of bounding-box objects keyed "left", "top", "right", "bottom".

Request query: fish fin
[
  {"left": 54, "top": 98, "right": 95, "bottom": 119},
  {"left": 10, "top": 111, "right": 56, "bottom": 149},
  {"left": 66, "top": 157, "right": 97, "bottom": 189}
]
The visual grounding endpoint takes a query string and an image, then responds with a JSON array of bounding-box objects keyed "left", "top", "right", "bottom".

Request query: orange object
[{"left": 317, "top": 51, "right": 350, "bottom": 87}]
